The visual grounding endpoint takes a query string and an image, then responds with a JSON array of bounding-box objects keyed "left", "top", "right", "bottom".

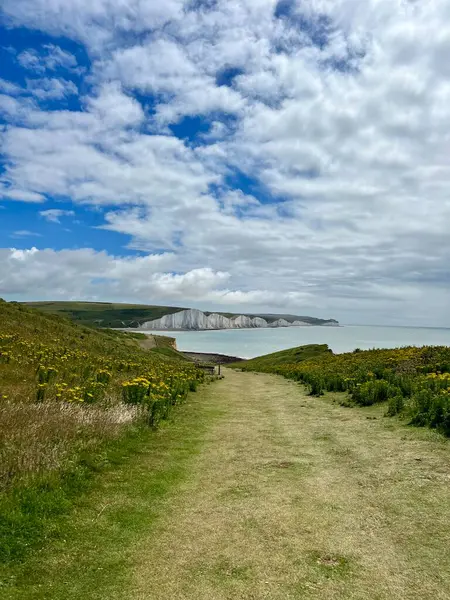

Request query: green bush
[
  {"left": 233, "top": 343, "right": 450, "bottom": 436},
  {"left": 410, "top": 390, "right": 450, "bottom": 435},
  {"left": 308, "top": 376, "right": 325, "bottom": 396},
  {"left": 352, "top": 379, "right": 395, "bottom": 406},
  {"left": 386, "top": 393, "right": 404, "bottom": 416}
]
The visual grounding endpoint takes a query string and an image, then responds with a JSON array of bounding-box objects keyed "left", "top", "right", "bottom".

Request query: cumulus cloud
[
  {"left": 1, "top": 0, "right": 450, "bottom": 325},
  {"left": 0, "top": 248, "right": 229, "bottom": 305}
]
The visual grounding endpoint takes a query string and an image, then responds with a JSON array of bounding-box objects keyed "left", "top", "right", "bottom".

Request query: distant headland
[{"left": 22, "top": 301, "right": 339, "bottom": 331}]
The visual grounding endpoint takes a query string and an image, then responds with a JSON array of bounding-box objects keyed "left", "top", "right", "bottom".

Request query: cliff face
[
  {"left": 140, "top": 309, "right": 339, "bottom": 331},
  {"left": 268, "top": 318, "right": 291, "bottom": 328},
  {"left": 140, "top": 309, "right": 268, "bottom": 331}
]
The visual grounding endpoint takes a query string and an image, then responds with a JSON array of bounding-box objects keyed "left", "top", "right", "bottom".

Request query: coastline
[
  {"left": 132, "top": 324, "right": 450, "bottom": 359},
  {"left": 139, "top": 324, "right": 341, "bottom": 333},
  {"left": 182, "top": 351, "right": 245, "bottom": 364}
]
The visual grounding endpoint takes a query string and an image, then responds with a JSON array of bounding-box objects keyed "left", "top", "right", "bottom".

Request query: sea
[{"left": 141, "top": 325, "right": 450, "bottom": 359}]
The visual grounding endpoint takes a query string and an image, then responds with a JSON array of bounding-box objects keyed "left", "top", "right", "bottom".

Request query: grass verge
[
  {"left": 0, "top": 382, "right": 219, "bottom": 599},
  {"left": 0, "top": 422, "right": 147, "bottom": 565}
]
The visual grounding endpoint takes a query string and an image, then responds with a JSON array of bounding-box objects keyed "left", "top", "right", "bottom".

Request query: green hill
[
  {"left": 23, "top": 302, "right": 338, "bottom": 329},
  {"left": 1, "top": 299, "right": 201, "bottom": 488},
  {"left": 0, "top": 299, "right": 203, "bottom": 562},
  {"left": 23, "top": 301, "right": 187, "bottom": 328},
  {"left": 233, "top": 344, "right": 331, "bottom": 371}
]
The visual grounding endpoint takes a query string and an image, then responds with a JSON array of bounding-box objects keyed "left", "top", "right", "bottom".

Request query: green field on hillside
[
  {"left": 23, "top": 301, "right": 187, "bottom": 328},
  {"left": 0, "top": 299, "right": 203, "bottom": 564}
]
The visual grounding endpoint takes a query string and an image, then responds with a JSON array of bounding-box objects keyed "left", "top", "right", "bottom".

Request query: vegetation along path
[{"left": 7, "top": 369, "right": 450, "bottom": 600}]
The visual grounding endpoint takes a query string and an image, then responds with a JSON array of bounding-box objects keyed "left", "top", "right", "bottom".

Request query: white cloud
[
  {"left": 86, "top": 82, "right": 144, "bottom": 127},
  {"left": 18, "top": 45, "right": 81, "bottom": 74},
  {"left": 0, "top": 248, "right": 231, "bottom": 305},
  {"left": 26, "top": 78, "right": 78, "bottom": 100},
  {"left": 2, "top": 0, "right": 186, "bottom": 49},
  {"left": 10, "top": 230, "right": 42, "bottom": 238},
  {"left": 2, "top": 0, "right": 450, "bottom": 325},
  {"left": 17, "top": 50, "right": 45, "bottom": 73},
  {"left": 42, "top": 44, "right": 79, "bottom": 71},
  {"left": 0, "top": 185, "right": 46, "bottom": 202},
  {"left": 39, "top": 209, "right": 75, "bottom": 223},
  {"left": 0, "top": 79, "right": 23, "bottom": 95}
]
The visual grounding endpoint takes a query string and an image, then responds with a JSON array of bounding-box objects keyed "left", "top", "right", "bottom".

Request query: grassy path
[{"left": 5, "top": 370, "right": 450, "bottom": 599}]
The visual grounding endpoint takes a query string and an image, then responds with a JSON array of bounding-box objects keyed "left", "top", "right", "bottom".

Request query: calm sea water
[{"left": 143, "top": 325, "right": 450, "bottom": 359}]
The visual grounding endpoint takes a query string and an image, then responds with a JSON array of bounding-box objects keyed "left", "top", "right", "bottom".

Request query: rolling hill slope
[
  {"left": 233, "top": 344, "right": 332, "bottom": 371},
  {"left": 24, "top": 301, "right": 187, "bottom": 328}
]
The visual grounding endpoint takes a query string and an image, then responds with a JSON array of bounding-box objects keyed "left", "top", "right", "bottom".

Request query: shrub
[
  {"left": 386, "top": 393, "right": 404, "bottom": 416},
  {"left": 238, "top": 343, "right": 450, "bottom": 436},
  {"left": 351, "top": 379, "right": 398, "bottom": 406},
  {"left": 309, "top": 376, "right": 325, "bottom": 396},
  {"left": 410, "top": 390, "right": 450, "bottom": 435},
  {"left": 0, "top": 300, "right": 204, "bottom": 490}
]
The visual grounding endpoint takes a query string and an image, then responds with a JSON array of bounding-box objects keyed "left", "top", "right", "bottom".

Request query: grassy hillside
[
  {"left": 24, "top": 301, "right": 338, "bottom": 328},
  {"left": 236, "top": 344, "right": 450, "bottom": 436},
  {"left": 234, "top": 344, "right": 331, "bottom": 371},
  {"left": 24, "top": 301, "right": 187, "bottom": 328},
  {"left": 0, "top": 299, "right": 203, "bottom": 562}
]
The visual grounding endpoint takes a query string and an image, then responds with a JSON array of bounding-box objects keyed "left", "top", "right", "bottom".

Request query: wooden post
[{"left": 218, "top": 364, "right": 221, "bottom": 376}]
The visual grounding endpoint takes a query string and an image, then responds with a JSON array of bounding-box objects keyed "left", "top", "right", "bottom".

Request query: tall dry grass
[{"left": 0, "top": 401, "right": 140, "bottom": 489}]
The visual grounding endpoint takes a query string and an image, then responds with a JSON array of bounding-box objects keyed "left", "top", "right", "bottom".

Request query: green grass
[
  {"left": 0, "top": 387, "right": 219, "bottom": 599},
  {"left": 0, "top": 423, "right": 147, "bottom": 565},
  {"left": 0, "top": 299, "right": 204, "bottom": 574},
  {"left": 232, "top": 344, "right": 331, "bottom": 371},
  {"left": 151, "top": 346, "right": 189, "bottom": 360},
  {"left": 2, "top": 367, "right": 450, "bottom": 599}
]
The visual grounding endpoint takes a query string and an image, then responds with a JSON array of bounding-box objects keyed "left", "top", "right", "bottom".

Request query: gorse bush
[
  {"left": 0, "top": 299, "right": 205, "bottom": 564},
  {"left": 352, "top": 379, "right": 397, "bottom": 406},
  {"left": 386, "top": 393, "right": 404, "bottom": 416},
  {"left": 410, "top": 389, "right": 450, "bottom": 435},
  {"left": 122, "top": 376, "right": 190, "bottom": 427},
  {"left": 237, "top": 344, "right": 450, "bottom": 436},
  {"left": 0, "top": 300, "right": 204, "bottom": 489}
]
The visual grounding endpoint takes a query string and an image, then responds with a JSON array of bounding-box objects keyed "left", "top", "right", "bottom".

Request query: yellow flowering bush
[
  {"left": 253, "top": 345, "right": 450, "bottom": 436},
  {"left": 0, "top": 300, "right": 203, "bottom": 416}
]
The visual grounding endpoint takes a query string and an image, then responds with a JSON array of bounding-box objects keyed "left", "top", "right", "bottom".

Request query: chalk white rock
[
  {"left": 268, "top": 318, "right": 291, "bottom": 327},
  {"left": 139, "top": 309, "right": 333, "bottom": 331},
  {"left": 232, "top": 315, "right": 255, "bottom": 328},
  {"left": 205, "top": 313, "right": 233, "bottom": 329},
  {"left": 251, "top": 317, "right": 268, "bottom": 328},
  {"left": 291, "top": 320, "right": 312, "bottom": 326},
  {"left": 140, "top": 308, "right": 207, "bottom": 330}
]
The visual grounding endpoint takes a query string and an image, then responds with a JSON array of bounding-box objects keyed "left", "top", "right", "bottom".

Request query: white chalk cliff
[{"left": 140, "top": 309, "right": 337, "bottom": 331}]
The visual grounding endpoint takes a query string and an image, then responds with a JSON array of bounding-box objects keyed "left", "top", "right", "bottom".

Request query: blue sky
[{"left": 1, "top": 0, "right": 450, "bottom": 326}]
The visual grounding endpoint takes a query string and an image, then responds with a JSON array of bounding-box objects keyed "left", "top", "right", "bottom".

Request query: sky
[{"left": 1, "top": 0, "right": 450, "bottom": 327}]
